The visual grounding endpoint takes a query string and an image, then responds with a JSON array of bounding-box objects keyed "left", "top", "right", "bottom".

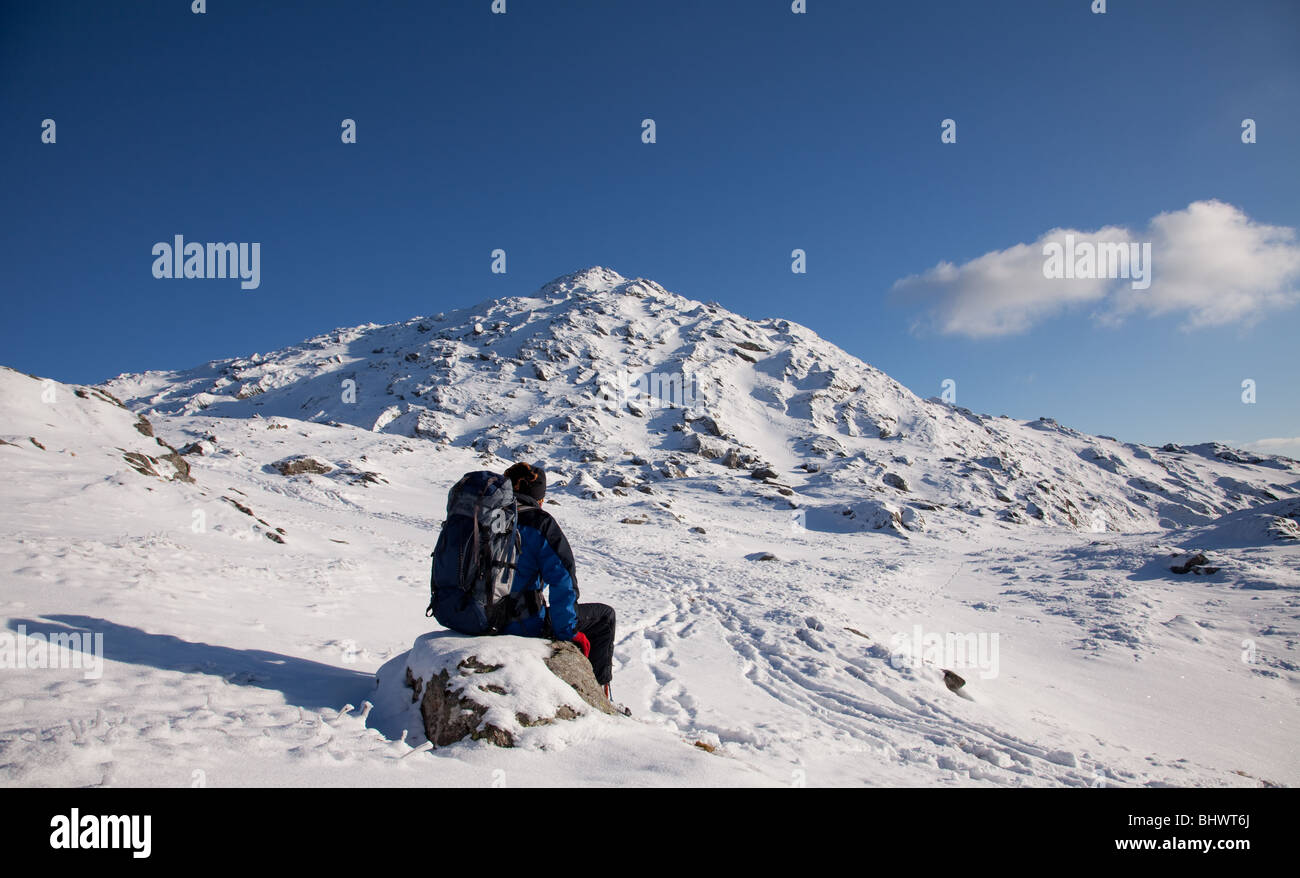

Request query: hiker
[{"left": 501, "top": 462, "right": 619, "bottom": 698}]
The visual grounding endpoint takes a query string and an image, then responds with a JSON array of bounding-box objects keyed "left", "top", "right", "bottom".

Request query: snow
[{"left": 1, "top": 267, "right": 1297, "bottom": 787}]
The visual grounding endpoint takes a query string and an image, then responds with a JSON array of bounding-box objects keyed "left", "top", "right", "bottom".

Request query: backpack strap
[{"left": 425, "top": 550, "right": 437, "bottom": 617}]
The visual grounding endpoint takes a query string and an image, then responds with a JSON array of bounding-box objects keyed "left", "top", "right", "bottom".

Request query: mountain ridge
[{"left": 101, "top": 267, "right": 1300, "bottom": 537}]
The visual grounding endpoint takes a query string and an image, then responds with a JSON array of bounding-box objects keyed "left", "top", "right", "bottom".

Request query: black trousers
[{"left": 575, "top": 602, "right": 616, "bottom": 686}]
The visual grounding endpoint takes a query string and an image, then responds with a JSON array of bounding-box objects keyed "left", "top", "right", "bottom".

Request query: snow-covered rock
[{"left": 369, "top": 633, "right": 620, "bottom": 748}]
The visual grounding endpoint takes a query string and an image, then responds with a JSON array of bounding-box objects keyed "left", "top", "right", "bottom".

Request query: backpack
[{"left": 426, "top": 471, "right": 523, "bottom": 635}]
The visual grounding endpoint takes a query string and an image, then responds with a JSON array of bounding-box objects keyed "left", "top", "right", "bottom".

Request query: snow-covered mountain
[
  {"left": 106, "top": 266, "right": 1299, "bottom": 538},
  {"left": 2, "top": 268, "right": 1297, "bottom": 788}
]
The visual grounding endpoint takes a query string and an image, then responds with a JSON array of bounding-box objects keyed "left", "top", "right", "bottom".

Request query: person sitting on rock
[{"left": 502, "top": 462, "right": 620, "bottom": 703}]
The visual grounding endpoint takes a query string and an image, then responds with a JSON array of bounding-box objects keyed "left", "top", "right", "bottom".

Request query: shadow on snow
[{"left": 6, "top": 614, "right": 374, "bottom": 712}]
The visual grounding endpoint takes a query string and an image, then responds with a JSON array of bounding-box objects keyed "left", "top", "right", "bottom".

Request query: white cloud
[
  {"left": 894, "top": 200, "right": 1300, "bottom": 338},
  {"left": 1240, "top": 437, "right": 1300, "bottom": 461}
]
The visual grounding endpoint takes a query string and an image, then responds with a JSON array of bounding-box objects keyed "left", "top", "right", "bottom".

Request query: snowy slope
[{"left": 2, "top": 268, "right": 1297, "bottom": 788}]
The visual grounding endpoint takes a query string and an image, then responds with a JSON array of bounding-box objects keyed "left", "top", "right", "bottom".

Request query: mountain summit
[{"left": 105, "top": 268, "right": 1298, "bottom": 536}]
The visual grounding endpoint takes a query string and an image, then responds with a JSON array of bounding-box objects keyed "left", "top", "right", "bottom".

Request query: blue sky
[{"left": 2, "top": 0, "right": 1297, "bottom": 455}]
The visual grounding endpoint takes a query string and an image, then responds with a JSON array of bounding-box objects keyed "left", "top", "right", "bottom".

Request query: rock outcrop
[
  {"left": 370, "top": 633, "right": 621, "bottom": 748},
  {"left": 272, "top": 455, "right": 333, "bottom": 476}
]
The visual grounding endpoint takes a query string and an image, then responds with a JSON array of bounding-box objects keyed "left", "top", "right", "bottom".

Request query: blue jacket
[{"left": 502, "top": 494, "right": 580, "bottom": 641}]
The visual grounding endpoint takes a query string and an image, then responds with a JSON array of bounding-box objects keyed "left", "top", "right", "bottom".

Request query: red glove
[{"left": 573, "top": 632, "right": 591, "bottom": 658}]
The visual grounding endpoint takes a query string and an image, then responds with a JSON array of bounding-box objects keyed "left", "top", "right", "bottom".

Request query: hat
[{"left": 505, "top": 462, "right": 546, "bottom": 501}]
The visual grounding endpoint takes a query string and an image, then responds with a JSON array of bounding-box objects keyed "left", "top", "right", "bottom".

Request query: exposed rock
[
  {"left": 683, "top": 411, "right": 723, "bottom": 437},
  {"left": 470, "top": 435, "right": 503, "bottom": 455},
  {"left": 121, "top": 448, "right": 192, "bottom": 482},
  {"left": 570, "top": 470, "right": 605, "bottom": 498},
  {"left": 899, "top": 506, "right": 926, "bottom": 531},
  {"left": 542, "top": 641, "right": 620, "bottom": 716},
  {"left": 121, "top": 451, "right": 161, "bottom": 478},
  {"left": 1079, "top": 446, "right": 1124, "bottom": 473},
  {"left": 273, "top": 455, "right": 333, "bottom": 476},
  {"left": 802, "top": 434, "right": 847, "bottom": 459},
  {"left": 1214, "top": 448, "right": 1263, "bottom": 464},
  {"left": 1170, "top": 552, "right": 1220, "bottom": 575},
  {"left": 179, "top": 439, "right": 216, "bottom": 456},
  {"left": 220, "top": 496, "right": 286, "bottom": 542},
  {"left": 883, "top": 472, "right": 909, "bottom": 492},
  {"left": 681, "top": 431, "right": 727, "bottom": 459},
  {"left": 1268, "top": 513, "right": 1300, "bottom": 540},
  {"left": 157, "top": 449, "right": 193, "bottom": 482},
  {"left": 413, "top": 411, "right": 451, "bottom": 442},
  {"left": 834, "top": 499, "right": 922, "bottom": 534}
]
